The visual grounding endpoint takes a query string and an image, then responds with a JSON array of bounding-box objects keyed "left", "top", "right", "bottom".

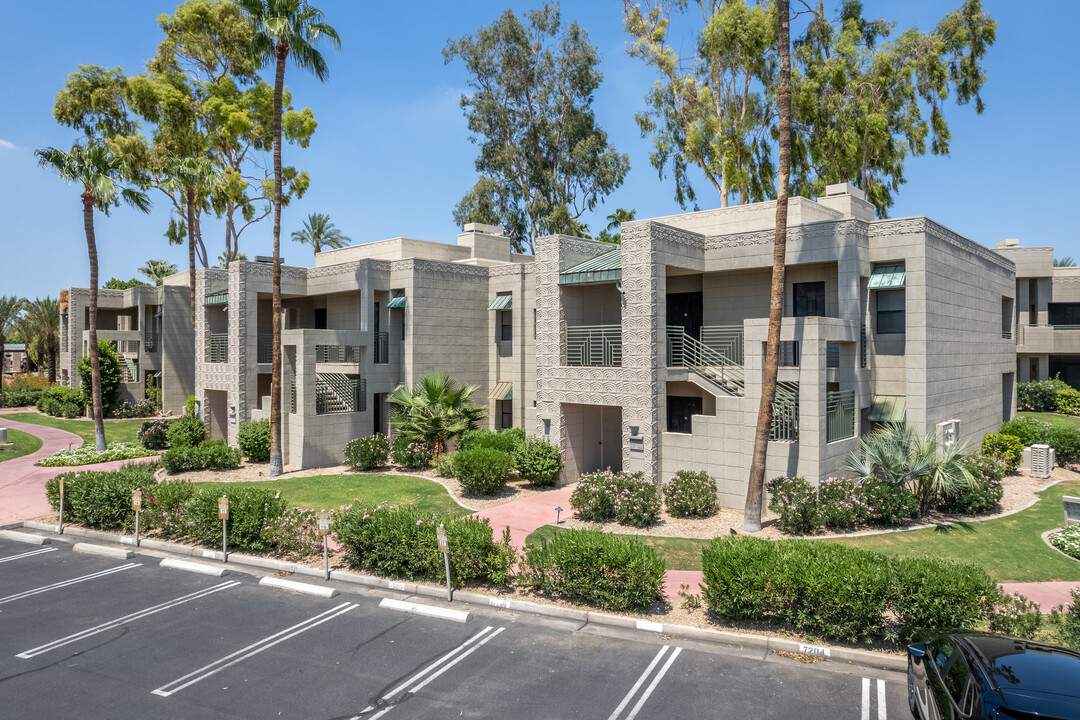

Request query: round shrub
[
  {"left": 343, "top": 434, "right": 390, "bottom": 471},
  {"left": 237, "top": 419, "right": 270, "bottom": 462},
  {"left": 520, "top": 529, "right": 665, "bottom": 611},
  {"left": 36, "top": 385, "right": 85, "bottom": 418},
  {"left": 981, "top": 433, "right": 1024, "bottom": 473},
  {"left": 1000, "top": 416, "right": 1051, "bottom": 447},
  {"left": 889, "top": 555, "right": 997, "bottom": 638},
  {"left": 454, "top": 447, "right": 513, "bottom": 495},
  {"left": 167, "top": 415, "right": 206, "bottom": 449},
  {"left": 569, "top": 470, "right": 660, "bottom": 528},
  {"left": 436, "top": 451, "right": 456, "bottom": 478},
  {"left": 161, "top": 439, "right": 241, "bottom": 474},
  {"left": 391, "top": 436, "right": 433, "bottom": 469},
  {"left": 665, "top": 470, "right": 718, "bottom": 518},
  {"left": 513, "top": 437, "right": 563, "bottom": 486},
  {"left": 185, "top": 486, "right": 286, "bottom": 551},
  {"left": 861, "top": 479, "right": 919, "bottom": 526},
  {"left": 937, "top": 456, "right": 1004, "bottom": 514},
  {"left": 816, "top": 476, "right": 870, "bottom": 530},
  {"left": 1049, "top": 427, "right": 1080, "bottom": 466},
  {"left": 1057, "top": 386, "right": 1080, "bottom": 415},
  {"left": 138, "top": 419, "right": 172, "bottom": 450},
  {"left": 765, "top": 475, "right": 821, "bottom": 534}
]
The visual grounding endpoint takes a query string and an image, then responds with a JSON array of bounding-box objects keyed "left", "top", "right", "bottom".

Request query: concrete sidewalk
[{"left": 1000, "top": 581, "right": 1079, "bottom": 612}]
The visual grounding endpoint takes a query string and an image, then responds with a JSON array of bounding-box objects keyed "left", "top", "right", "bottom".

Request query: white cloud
[{"left": 0, "top": 139, "right": 15, "bottom": 150}]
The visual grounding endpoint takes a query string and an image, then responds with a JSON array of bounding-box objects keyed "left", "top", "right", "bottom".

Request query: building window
[
  {"left": 500, "top": 400, "right": 513, "bottom": 430},
  {"left": 794, "top": 282, "right": 825, "bottom": 317},
  {"left": 500, "top": 310, "right": 512, "bottom": 342},
  {"left": 1049, "top": 303, "right": 1080, "bottom": 326},
  {"left": 314, "top": 308, "right": 327, "bottom": 330},
  {"left": 876, "top": 290, "right": 905, "bottom": 334}
]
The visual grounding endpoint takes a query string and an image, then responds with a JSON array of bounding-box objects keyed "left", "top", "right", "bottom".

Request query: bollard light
[{"left": 555, "top": 506, "right": 563, "bottom": 524}]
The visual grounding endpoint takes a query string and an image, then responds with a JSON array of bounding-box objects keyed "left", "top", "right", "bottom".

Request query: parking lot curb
[
  {"left": 73, "top": 542, "right": 134, "bottom": 559},
  {"left": 15, "top": 520, "right": 907, "bottom": 673},
  {"left": 379, "top": 598, "right": 470, "bottom": 623},
  {"left": 160, "top": 558, "right": 230, "bottom": 577},
  {"left": 0, "top": 529, "right": 51, "bottom": 545},
  {"left": 259, "top": 576, "right": 339, "bottom": 598}
]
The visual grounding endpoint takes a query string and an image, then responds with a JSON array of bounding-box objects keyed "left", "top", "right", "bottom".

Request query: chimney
[
  {"left": 994, "top": 238, "right": 1020, "bottom": 248},
  {"left": 817, "top": 182, "right": 875, "bottom": 221}
]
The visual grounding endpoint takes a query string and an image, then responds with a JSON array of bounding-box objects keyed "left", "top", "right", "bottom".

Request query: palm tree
[
  {"left": 389, "top": 371, "right": 485, "bottom": 459},
  {"left": 0, "top": 296, "right": 27, "bottom": 378},
  {"left": 605, "top": 208, "right": 636, "bottom": 232},
  {"left": 744, "top": 0, "right": 791, "bottom": 532},
  {"left": 240, "top": 0, "right": 340, "bottom": 477},
  {"left": 1055, "top": 257, "right": 1076, "bottom": 267},
  {"left": 14, "top": 298, "right": 62, "bottom": 384},
  {"left": 291, "top": 212, "right": 350, "bottom": 255},
  {"left": 216, "top": 251, "right": 249, "bottom": 267},
  {"left": 162, "top": 156, "right": 220, "bottom": 328},
  {"left": 842, "top": 422, "right": 974, "bottom": 515},
  {"left": 139, "top": 259, "right": 178, "bottom": 286},
  {"left": 36, "top": 143, "right": 150, "bottom": 451}
]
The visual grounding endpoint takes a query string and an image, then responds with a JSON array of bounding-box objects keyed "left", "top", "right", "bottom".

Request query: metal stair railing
[
  {"left": 315, "top": 373, "right": 366, "bottom": 414},
  {"left": 564, "top": 325, "right": 622, "bottom": 367},
  {"left": 700, "top": 325, "right": 744, "bottom": 366},
  {"left": 681, "top": 332, "right": 746, "bottom": 396}
]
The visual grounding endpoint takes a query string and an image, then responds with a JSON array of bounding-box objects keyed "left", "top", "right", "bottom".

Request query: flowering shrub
[
  {"left": 1017, "top": 377, "right": 1069, "bottom": 412},
  {"left": 138, "top": 419, "right": 172, "bottom": 450},
  {"left": 1050, "top": 524, "right": 1080, "bottom": 560},
  {"left": 36, "top": 442, "right": 156, "bottom": 467},
  {"left": 767, "top": 475, "right": 919, "bottom": 534},
  {"left": 110, "top": 398, "right": 158, "bottom": 419},
  {"left": 1048, "top": 588, "right": 1080, "bottom": 649},
  {"left": 569, "top": 470, "right": 661, "bottom": 528},
  {"left": 139, "top": 480, "right": 194, "bottom": 538},
  {"left": 1, "top": 373, "right": 50, "bottom": 407},
  {"left": 766, "top": 476, "right": 821, "bottom": 534},
  {"left": 262, "top": 507, "right": 324, "bottom": 557},
  {"left": 938, "top": 457, "right": 1004, "bottom": 514},
  {"left": 391, "top": 436, "right": 433, "bottom": 469},
  {"left": 664, "top": 470, "right": 717, "bottom": 518},
  {"left": 988, "top": 591, "right": 1043, "bottom": 639},
  {"left": 333, "top": 501, "right": 515, "bottom": 585},
  {"left": 861, "top": 479, "right": 919, "bottom": 526},
  {"left": 343, "top": 434, "right": 390, "bottom": 471},
  {"left": 816, "top": 476, "right": 870, "bottom": 530}
]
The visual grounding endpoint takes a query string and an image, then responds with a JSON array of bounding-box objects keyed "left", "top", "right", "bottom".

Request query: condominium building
[
  {"left": 993, "top": 239, "right": 1080, "bottom": 386},
  {"left": 193, "top": 224, "right": 535, "bottom": 468},
  {"left": 535, "top": 184, "right": 1016, "bottom": 507},
  {"left": 58, "top": 279, "right": 195, "bottom": 414}
]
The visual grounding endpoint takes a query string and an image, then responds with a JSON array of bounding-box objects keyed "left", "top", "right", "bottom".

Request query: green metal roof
[
  {"left": 868, "top": 395, "right": 906, "bottom": 423},
  {"left": 488, "top": 294, "right": 513, "bottom": 311},
  {"left": 559, "top": 247, "right": 621, "bottom": 285},
  {"left": 204, "top": 293, "right": 228, "bottom": 306},
  {"left": 868, "top": 264, "right": 906, "bottom": 289},
  {"left": 386, "top": 293, "right": 407, "bottom": 309}
]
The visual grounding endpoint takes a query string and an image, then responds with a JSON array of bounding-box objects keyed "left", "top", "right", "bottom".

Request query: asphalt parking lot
[{"left": 0, "top": 536, "right": 906, "bottom": 719}]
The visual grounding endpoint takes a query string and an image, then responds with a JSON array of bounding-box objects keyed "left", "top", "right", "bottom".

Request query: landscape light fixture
[{"left": 555, "top": 506, "right": 563, "bottom": 524}]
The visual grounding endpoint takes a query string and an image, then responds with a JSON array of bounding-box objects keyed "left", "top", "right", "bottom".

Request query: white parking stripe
[
  {"left": 624, "top": 646, "right": 682, "bottom": 720},
  {"left": 17, "top": 580, "right": 240, "bottom": 659},
  {"left": 380, "top": 626, "right": 497, "bottom": 701},
  {"left": 409, "top": 627, "right": 505, "bottom": 693},
  {"left": 862, "top": 677, "right": 871, "bottom": 720},
  {"left": 878, "top": 678, "right": 887, "bottom": 720},
  {"left": 0, "top": 563, "right": 140, "bottom": 604},
  {"left": 0, "top": 547, "right": 57, "bottom": 564},
  {"left": 152, "top": 602, "right": 358, "bottom": 697},
  {"left": 607, "top": 646, "right": 671, "bottom": 720}
]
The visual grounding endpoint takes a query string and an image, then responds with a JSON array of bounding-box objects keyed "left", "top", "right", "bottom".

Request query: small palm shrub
[
  {"left": 138, "top": 419, "right": 172, "bottom": 450},
  {"left": 237, "top": 419, "right": 271, "bottom": 462},
  {"left": 455, "top": 447, "right": 513, "bottom": 495},
  {"left": 1000, "top": 416, "right": 1051, "bottom": 447},
  {"left": 343, "top": 434, "right": 390, "bottom": 471},
  {"left": 391, "top": 436, "right": 433, "bottom": 469},
  {"left": 389, "top": 371, "right": 484, "bottom": 458},
  {"left": 513, "top": 437, "right": 563, "bottom": 486},
  {"left": 167, "top": 415, "right": 206, "bottom": 448},
  {"left": 664, "top": 470, "right": 718, "bottom": 518}
]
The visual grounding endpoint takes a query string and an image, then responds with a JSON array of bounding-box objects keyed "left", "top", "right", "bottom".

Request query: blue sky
[{"left": 1, "top": 1, "right": 1077, "bottom": 300}]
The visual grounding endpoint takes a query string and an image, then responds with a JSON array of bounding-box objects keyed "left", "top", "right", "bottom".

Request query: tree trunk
[
  {"left": 187, "top": 185, "right": 197, "bottom": 330},
  {"left": 269, "top": 40, "right": 289, "bottom": 478},
  {"left": 744, "top": 0, "right": 791, "bottom": 532},
  {"left": 83, "top": 191, "right": 107, "bottom": 452}
]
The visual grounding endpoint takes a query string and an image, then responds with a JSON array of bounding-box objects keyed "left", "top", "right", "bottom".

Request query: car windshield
[{"left": 968, "top": 637, "right": 1080, "bottom": 697}]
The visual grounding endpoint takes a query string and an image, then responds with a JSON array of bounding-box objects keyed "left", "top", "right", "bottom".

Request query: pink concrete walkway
[
  {"left": 1001, "top": 581, "right": 1078, "bottom": 611},
  {"left": 0, "top": 414, "right": 157, "bottom": 524}
]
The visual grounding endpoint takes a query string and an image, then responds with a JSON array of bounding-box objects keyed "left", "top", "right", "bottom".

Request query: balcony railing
[
  {"left": 258, "top": 334, "right": 272, "bottom": 363},
  {"left": 315, "top": 373, "right": 366, "bottom": 414},
  {"left": 826, "top": 389, "right": 856, "bottom": 443},
  {"left": 564, "top": 325, "right": 622, "bottom": 367},
  {"left": 1002, "top": 327, "right": 1012, "bottom": 340},
  {"left": 779, "top": 340, "right": 800, "bottom": 367},
  {"left": 770, "top": 382, "right": 799, "bottom": 442},
  {"left": 316, "top": 344, "right": 361, "bottom": 364},
  {"left": 700, "top": 325, "right": 744, "bottom": 366},
  {"left": 373, "top": 331, "right": 389, "bottom": 364},
  {"left": 826, "top": 341, "right": 840, "bottom": 368},
  {"left": 144, "top": 333, "right": 159, "bottom": 353},
  {"left": 206, "top": 333, "right": 228, "bottom": 363}
]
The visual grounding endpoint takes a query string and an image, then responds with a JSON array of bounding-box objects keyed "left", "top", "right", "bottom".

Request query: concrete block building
[
  {"left": 534, "top": 184, "right": 1016, "bottom": 507},
  {"left": 192, "top": 224, "right": 535, "bottom": 468},
  {"left": 994, "top": 239, "right": 1080, "bottom": 386},
  {"left": 58, "top": 278, "right": 195, "bottom": 414}
]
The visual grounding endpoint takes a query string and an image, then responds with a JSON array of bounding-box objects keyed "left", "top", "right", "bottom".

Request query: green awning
[
  {"left": 868, "top": 395, "right": 906, "bottom": 423},
  {"left": 153, "top": 371, "right": 162, "bottom": 379},
  {"left": 488, "top": 294, "right": 513, "bottom": 311},
  {"left": 386, "top": 294, "right": 407, "bottom": 309},
  {"left": 868, "top": 264, "right": 905, "bottom": 289},
  {"left": 153, "top": 310, "right": 163, "bottom": 318},
  {"left": 205, "top": 293, "right": 228, "bottom": 306},
  {"left": 559, "top": 247, "right": 621, "bottom": 285}
]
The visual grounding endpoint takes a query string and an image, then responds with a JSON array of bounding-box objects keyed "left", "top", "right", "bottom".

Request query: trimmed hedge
[
  {"left": 237, "top": 419, "right": 271, "bottom": 462},
  {"left": 343, "top": 434, "right": 390, "bottom": 471},
  {"left": 167, "top": 415, "right": 206, "bottom": 448},
  {"left": 701, "top": 536, "right": 997, "bottom": 643},
  {"left": 513, "top": 437, "right": 563, "bottom": 486},
  {"left": 454, "top": 446, "right": 513, "bottom": 495},
  {"left": 334, "top": 503, "right": 515, "bottom": 585},
  {"left": 456, "top": 428, "right": 525, "bottom": 455},
  {"left": 161, "top": 439, "right": 241, "bottom": 474},
  {"left": 44, "top": 465, "right": 155, "bottom": 530},
  {"left": 520, "top": 529, "right": 665, "bottom": 611},
  {"left": 185, "top": 487, "right": 285, "bottom": 551},
  {"left": 1000, "top": 416, "right": 1051, "bottom": 447}
]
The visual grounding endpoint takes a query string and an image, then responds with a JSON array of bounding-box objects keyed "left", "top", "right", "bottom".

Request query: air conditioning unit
[{"left": 1030, "top": 444, "right": 1054, "bottom": 479}]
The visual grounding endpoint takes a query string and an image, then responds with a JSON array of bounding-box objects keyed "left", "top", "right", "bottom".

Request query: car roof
[{"left": 955, "top": 635, "right": 1080, "bottom": 699}]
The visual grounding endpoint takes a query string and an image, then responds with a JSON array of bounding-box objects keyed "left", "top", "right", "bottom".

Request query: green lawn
[
  {"left": 526, "top": 524, "right": 711, "bottom": 571},
  {"left": 0, "top": 428, "right": 43, "bottom": 463},
  {"left": 190, "top": 473, "right": 468, "bottom": 516},
  {"left": 1016, "top": 411, "right": 1080, "bottom": 432},
  {"left": 3, "top": 413, "right": 144, "bottom": 447},
  {"left": 831, "top": 481, "right": 1080, "bottom": 583}
]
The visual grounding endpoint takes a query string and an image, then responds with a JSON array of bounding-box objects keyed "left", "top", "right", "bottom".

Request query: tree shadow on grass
[{"left": 932, "top": 521, "right": 976, "bottom": 535}]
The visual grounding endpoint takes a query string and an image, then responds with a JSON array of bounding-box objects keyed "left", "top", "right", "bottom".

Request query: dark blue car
[{"left": 907, "top": 633, "right": 1080, "bottom": 719}]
